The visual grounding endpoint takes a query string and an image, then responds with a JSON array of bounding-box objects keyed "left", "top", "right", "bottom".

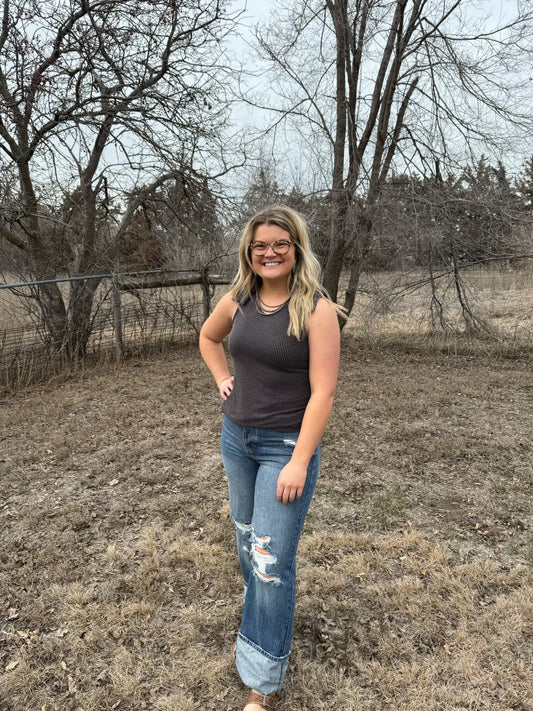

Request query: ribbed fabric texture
[{"left": 222, "top": 296, "right": 311, "bottom": 431}]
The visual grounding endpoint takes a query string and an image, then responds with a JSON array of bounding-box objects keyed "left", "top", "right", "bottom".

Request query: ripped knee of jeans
[
  {"left": 233, "top": 519, "right": 252, "bottom": 536},
  {"left": 251, "top": 533, "right": 281, "bottom": 585},
  {"left": 232, "top": 520, "right": 282, "bottom": 585}
]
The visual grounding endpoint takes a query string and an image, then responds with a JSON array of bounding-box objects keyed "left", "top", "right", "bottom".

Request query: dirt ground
[{"left": 1, "top": 335, "right": 532, "bottom": 710}]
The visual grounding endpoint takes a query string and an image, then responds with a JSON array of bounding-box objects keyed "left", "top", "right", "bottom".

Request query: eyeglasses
[{"left": 249, "top": 239, "right": 294, "bottom": 255}]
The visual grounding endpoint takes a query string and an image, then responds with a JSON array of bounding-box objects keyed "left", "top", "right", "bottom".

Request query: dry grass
[
  {"left": 1, "top": 335, "right": 532, "bottom": 710},
  {"left": 350, "top": 266, "right": 533, "bottom": 343}
]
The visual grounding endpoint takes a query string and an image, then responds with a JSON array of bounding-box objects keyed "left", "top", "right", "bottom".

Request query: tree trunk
[
  {"left": 20, "top": 162, "right": 69, "bottom": 352},
  {"left": 67, "top": 277, "right": 102, "bottom": 359},
  {"left": 322, "top": 0, "right": 349, "bottom": 304},
  {"left": 342, "top": 212, "right": 373, "bottom": 321},
  {"left": 36, "top": 280, "right": 69, "bottom": 352},
  {"left": 322, "top": 218, "right": 346, "bottom": 303}
]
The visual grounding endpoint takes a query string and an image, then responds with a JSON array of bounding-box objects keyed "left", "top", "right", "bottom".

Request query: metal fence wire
[
  {"left": 1, "top": 262, "right": 532, "bottom": 391},
  {"left": 0, "top": 269, "right": 229, "bottom": 390}
]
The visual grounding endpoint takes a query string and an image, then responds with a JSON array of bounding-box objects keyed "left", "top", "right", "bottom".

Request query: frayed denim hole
[{"left": 251, "top": 532, "right": 281, "bottom": 585}]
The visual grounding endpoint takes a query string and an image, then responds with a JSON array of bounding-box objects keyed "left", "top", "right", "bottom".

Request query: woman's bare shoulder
[
  {"left": 216, "top": 291, "right": 239, "bottom": 318},
  {"left": 308, "top": 297, "right": 340, "bottom": 338},
  {"left": 311, "top": 296, "right": 338, "bottom": 319}
]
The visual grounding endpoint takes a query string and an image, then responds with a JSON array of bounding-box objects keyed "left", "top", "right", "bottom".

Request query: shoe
[{"left": 244, "top": 689, "right": 277, "bottom": 710}]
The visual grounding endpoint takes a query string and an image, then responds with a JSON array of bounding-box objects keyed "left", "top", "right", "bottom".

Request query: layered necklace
[{"left": 255, "top": 292, "right": 290, "bottom": 315}]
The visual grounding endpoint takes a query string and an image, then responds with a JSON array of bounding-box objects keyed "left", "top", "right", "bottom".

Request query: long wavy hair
[{"left": 230, "top": 205, "right": 344, "bottom": 339}]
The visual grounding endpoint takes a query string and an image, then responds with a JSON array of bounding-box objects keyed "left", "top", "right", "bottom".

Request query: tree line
[
  {"left": 1, "top": 0, "right": 532, "bottom": 359},
  {"left": 240, "top": 155, "right": 532, "bottom": 271}
]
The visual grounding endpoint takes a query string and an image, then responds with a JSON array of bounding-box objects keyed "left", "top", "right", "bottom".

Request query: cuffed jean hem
[{"left": 235, "top": 632, "right": 289, "bottom": 695}]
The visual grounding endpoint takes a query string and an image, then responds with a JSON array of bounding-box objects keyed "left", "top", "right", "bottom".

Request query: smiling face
[{"left": 249, "top": 223, "right": 297, "bottom": 284}]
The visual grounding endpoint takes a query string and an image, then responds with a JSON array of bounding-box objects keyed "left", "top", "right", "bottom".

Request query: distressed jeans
[{"left": 220, "top": 415, "right": 320, "bottom": 695}]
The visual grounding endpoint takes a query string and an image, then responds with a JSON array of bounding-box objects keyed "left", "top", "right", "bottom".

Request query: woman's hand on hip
[
  {"left": 276, "top": 461, "right": 307, "bottom": 505},
  {"left": 218, "top": 376, "right": 234, "bottom": 400}
]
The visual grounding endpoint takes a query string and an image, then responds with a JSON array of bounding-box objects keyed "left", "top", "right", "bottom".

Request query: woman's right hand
[{"left": 218, "top": 376, "right": 234, "bottom": 400}]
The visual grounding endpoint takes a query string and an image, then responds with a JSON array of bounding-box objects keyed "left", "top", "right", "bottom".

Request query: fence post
[
  {"left": 112, "top": 273, "right": 124, "bottom": 361},
  {"left": 200, "top": 266, "right": 211, "bottom": 322}
]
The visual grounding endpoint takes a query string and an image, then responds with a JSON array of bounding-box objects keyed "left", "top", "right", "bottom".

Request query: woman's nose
[{"left": 264, "top": 244, "right": 276, "bottom": 255}]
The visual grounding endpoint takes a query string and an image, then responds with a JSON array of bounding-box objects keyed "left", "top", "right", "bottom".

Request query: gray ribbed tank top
[{"left": 222, "top": 295, "right": 311, "bottom": 431}]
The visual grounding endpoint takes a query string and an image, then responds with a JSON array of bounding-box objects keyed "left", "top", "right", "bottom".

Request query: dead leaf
[
  {"left": 7, "top": 608, "right": 19, "bottom": 620},
  {"left": 16, "top": 629, "right": 38, "bottom": 642},
  {"left": 5, "top": 659, "right": 19, "bottom": 672},
  {"left": 67, "top": 674, "right": 77, "bottom": 694},
  {"left": 109, "top": 478, "right": 120, "bottom": 486}
]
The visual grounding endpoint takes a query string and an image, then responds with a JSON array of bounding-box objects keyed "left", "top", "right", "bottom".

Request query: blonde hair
[{"left": 231, "top": 205, "right": 344, "bottom": 339}]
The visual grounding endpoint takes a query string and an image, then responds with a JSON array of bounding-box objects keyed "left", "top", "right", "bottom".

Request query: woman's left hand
[{"left": 276, "top": 461, "right": 307, "bottom": 505}]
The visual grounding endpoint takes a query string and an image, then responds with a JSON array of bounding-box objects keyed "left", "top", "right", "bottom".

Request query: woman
[{"left": 199, "top": 206, "right": 342, "bottom": 710}]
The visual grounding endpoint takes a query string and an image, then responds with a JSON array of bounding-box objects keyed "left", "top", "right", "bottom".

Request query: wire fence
[
  {"left": 0, "top": 269, "right": 230, "bottom": 391},
  {"left": 1, "top": 260, "right": 532, "bottom": 392}
]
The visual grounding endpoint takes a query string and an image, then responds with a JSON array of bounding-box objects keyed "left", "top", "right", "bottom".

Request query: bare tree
[
  {"left": 119, "top": 175, "right": 225, "bottom": 270},
  {"left": 0, "top": 0, "right": 236, "bottom": 357},
  {"left": 252, "top": 0, "right": 533, "bottom": 320}
]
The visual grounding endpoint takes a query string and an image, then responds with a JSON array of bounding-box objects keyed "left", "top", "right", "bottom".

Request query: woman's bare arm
[{"left": 199, "top": 292, "right": 238, "bottom": 400}]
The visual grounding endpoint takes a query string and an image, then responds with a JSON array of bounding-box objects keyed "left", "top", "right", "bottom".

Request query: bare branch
[{"left": 0, "top": 221, "right": 26, "bottom": 249}]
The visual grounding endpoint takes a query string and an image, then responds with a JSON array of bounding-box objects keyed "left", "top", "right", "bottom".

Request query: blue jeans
[{"left": 220, "top": 415, "right": 320, "bottom": 695}]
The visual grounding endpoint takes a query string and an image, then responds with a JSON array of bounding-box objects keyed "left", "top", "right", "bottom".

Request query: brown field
[
  {"left": 351, "top": 267, "right": 533, "bottom": 341},
  {"left": 1, "top": 329, "right": 532, "bottom": 710}
]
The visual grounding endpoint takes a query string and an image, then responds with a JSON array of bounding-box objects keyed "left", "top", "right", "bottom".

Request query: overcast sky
[{"left": 237, "top": 0, "right": 521, "bottom": 22}]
